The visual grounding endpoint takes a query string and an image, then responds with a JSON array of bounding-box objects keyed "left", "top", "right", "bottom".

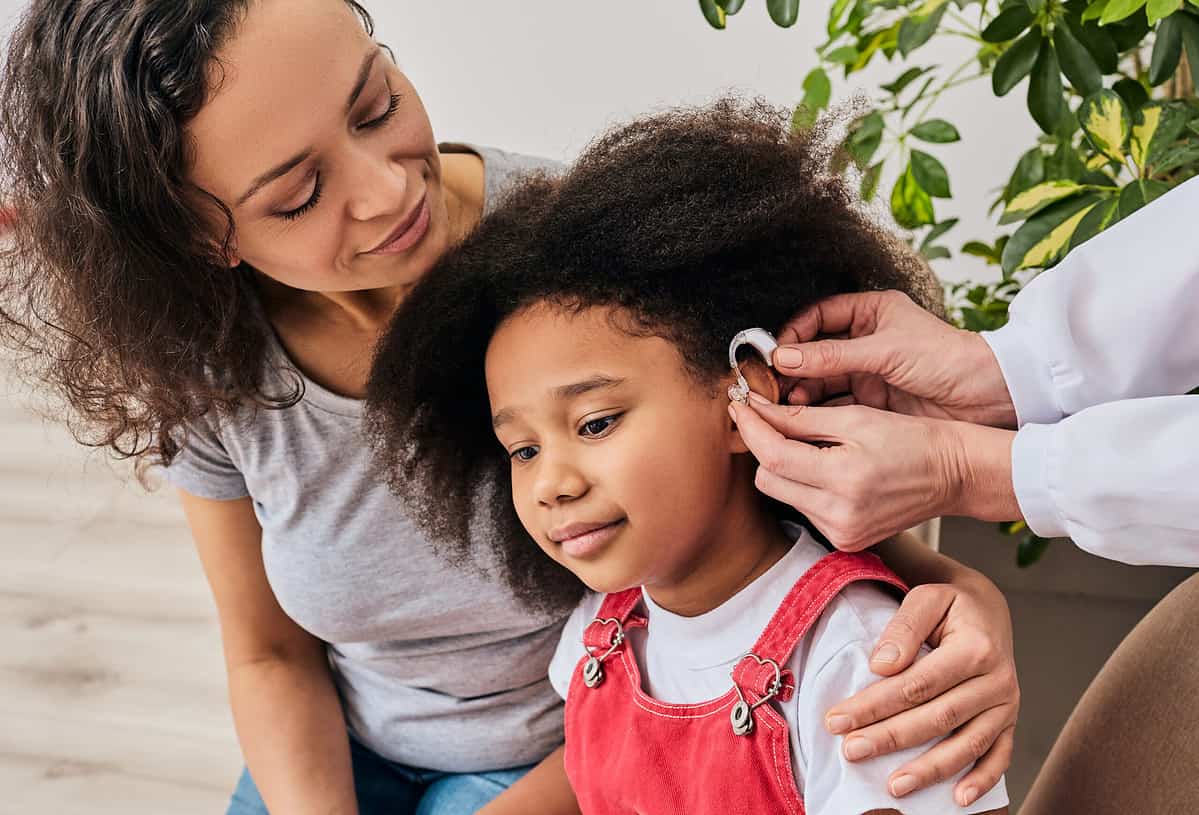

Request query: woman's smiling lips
[
  {"left": 366, "top": 192, "right": 430, "bottom": 255},
  {"left": 549, "top": 518, "right": 627, "bottom": 559}
]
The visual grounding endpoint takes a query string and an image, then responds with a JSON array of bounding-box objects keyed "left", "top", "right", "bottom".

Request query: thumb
[
  {"left": 869, "top": 586, "right": 952, "bottom": 677},
  {"left": 773, "top": 335, "right": 894, "bottom": 381}
]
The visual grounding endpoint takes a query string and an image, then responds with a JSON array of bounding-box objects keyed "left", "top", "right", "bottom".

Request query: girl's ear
[{"left": 727, "top": 356, "right": 781, "bottom": 454}]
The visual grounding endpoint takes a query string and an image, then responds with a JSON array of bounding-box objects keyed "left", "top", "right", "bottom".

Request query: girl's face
[
  {"left": 486, "top": 304, "right": 754, "bottom": 595},
  {"left": 186, "top": 0, "right": 450, "bottom": 293}
]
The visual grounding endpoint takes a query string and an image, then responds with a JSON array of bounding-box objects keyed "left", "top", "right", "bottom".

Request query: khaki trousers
[{"left": 1021, "top": 572, "right": 1199, "bottom": 814}]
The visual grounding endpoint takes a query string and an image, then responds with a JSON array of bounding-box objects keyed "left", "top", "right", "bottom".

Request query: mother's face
[{"left": 187, "top": 0, "right": 449, "bottom": 293}]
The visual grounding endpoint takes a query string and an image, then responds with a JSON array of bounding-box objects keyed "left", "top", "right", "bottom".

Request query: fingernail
[
  {"left": 747, "top": 391, "right": 771, "bottom": 405},
  {"left": 872, "top": 643, "right": 901, "bottom": 664},
  {"left": 890, "top": 774, "right": 919, "bottom": 797},
  {"left": 958, "top": 786, "right": 979, "bottom": 807},
  {"left": 777, "top": 347, "right": 804, "bottom": 368},
  {"left": 843, "top": 736, "right": 874, "bottom": 761},
  {"left": 825, "top": 714, "right": 853, "bottom": 735},
  {"left": 728, "top": 404, "right": 738, "bottom": 421}
]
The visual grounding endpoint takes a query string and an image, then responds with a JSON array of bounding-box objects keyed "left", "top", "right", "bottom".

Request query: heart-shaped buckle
[
  {"left": 729, "top": 653, "right": 783, "bottom": 736},
  {"left": 580, "top": 617, "right": 627, "bottom": 689}
]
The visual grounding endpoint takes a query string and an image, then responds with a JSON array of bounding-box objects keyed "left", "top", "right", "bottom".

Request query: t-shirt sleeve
[
  {"left": 797, "top": 587, "right": 1009, "bottom": 815},
  {"left": 160, "top": 414, "right": 249, "bottom": 501},
  {"left": 548, "top": 591, "right": 603, "bottom": 701}
]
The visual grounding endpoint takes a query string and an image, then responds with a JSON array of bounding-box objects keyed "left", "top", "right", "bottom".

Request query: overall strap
[
  {"left": 582, "top": 588, "right": 647, "bottom": 651},
  {"left": 731, "top": 552, "right": 908, "bottom": 701}
]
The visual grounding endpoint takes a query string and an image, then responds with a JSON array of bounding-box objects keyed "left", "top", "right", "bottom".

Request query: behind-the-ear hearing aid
[{"left": 727, "top": 328, "right": 779, "bottom": 405}]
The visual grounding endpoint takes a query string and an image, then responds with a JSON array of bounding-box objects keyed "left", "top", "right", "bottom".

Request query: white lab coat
[{"left": 982, "top": 174, "right": 1199, "bottom": 566}]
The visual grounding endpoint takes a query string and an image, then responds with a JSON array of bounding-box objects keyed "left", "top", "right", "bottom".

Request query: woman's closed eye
[{"left": 273, "top": 93, "right": 403, "bottom": 222}]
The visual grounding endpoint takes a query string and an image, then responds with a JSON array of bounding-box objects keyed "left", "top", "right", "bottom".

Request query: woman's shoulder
[{"left": 440, "top": 141, "right": 565, "bottom": 213}]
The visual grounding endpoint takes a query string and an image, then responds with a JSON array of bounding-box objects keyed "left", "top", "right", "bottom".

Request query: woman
[{"left": 0, "top": 1, "right": 1016, "bottom": 812}]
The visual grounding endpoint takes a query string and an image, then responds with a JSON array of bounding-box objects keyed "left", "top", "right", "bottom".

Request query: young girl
[{"left": 368, "top": 99, "right": 1010, "bottom": 814}]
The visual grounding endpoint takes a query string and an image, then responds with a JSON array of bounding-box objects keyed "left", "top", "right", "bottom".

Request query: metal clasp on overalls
[
  {"left": 729, "top": 653, "right": 783, "bottom": 736},
  {"left": 581, "top": 617, "right": 627, "bottom": 689}
]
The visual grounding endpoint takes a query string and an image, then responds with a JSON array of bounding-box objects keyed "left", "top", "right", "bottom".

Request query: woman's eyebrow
[
  {"left": 492, "top": 376, "right": 627, "bottom": 430},
  {"left": 234, "top": 48, "right": 380, "bottom": 207}
]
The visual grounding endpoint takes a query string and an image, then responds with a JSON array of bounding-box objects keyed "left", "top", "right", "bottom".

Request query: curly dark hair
[
  {"left": 0, "top": 0, "right": 371, "bottom": 468},
  {"left": 365, "top": 98, "right": 941, "bottom": 614}
]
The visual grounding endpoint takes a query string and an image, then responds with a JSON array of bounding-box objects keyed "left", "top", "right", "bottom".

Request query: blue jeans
[{"left": 226, "top": 736, "right": 534, "bottom": 815}]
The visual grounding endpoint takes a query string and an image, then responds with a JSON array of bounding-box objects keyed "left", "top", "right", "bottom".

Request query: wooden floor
[{"left": 0, "top": 366, "right": 240, "bottom": 814}]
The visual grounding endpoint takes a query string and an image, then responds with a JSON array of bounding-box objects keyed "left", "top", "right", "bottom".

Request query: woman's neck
[{"left": 644, "top": 465, "right": 793, "bottom": 618}]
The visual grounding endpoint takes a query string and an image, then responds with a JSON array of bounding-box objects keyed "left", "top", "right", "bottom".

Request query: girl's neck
[{"left": 643, "top": 471, "right": 793, "bottom": 618}]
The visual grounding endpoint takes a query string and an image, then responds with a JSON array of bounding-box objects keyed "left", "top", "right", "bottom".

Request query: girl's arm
[
  {"left": 477, "top": 746, "right": 580, "bottom": 815},
  {"left": 839, "top": 532, "right": 1019, "bottom": 808},
  {"left": 180, "top": 492, "right": 359, "bottom": 815}
]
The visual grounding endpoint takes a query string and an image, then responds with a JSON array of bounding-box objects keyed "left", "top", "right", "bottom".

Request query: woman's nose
[{"left": 346, "top": 150, "right": 408, "bottom": 223}]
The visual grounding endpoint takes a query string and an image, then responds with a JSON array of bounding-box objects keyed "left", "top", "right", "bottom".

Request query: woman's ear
[{"left": 726, "top": 355, "right": 781, "bottom": 454}]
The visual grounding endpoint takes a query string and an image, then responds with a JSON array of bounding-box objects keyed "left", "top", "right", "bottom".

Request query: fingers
[
  {"left": 772, "top": 335, "right": 894, "bottom": 382},
  {"left": 776, "top": 291, "right": 889, "bottom": 346},
  {"left": 729, "top": 402, "right": 828, "bottom": 485},
  {"left": 883, "top": 707, "right": 1016, "bottom": 802},
  {"left": 870, "top": 585, "right": 955, "bottom": 677},
  {"left": 952, "top": 725, "right": 1015, "bottom": 808}
]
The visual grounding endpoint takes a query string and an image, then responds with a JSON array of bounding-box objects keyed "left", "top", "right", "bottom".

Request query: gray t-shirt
[{"left": 164, "top": 145, "right": 568, "bottom": 773}]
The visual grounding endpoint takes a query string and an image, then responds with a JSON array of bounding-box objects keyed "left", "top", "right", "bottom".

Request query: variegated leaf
[
  {"left": 1079, "top": 90, "right": 1130, "bottom": 163},
  {"left": 1000, "top": 180, "right": 1090, "bottom": 224}
]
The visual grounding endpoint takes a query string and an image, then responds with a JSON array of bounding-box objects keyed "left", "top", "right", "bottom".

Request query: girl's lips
[
  {"left": 557, "top": 519, "right": 627, "bottom": 560},
  {"left": 368, "top": 194, "right": 430, "bottom": 255}
]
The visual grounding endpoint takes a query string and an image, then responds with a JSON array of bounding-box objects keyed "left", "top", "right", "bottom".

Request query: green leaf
[
  {"left": 982, "top": 5, "right": 1035, "bottom": 41},
  {"left": 1082, "top": 0, "right": 1108, "bottom": 21},
  {"left": 962, "top": 240, "right": 1003, "bottom": 263},
  {"left": 1017, "top": 534, "right": 1051, "bottom": 567},
  {"left": 1004, "top": 148, "right": 1048, "bottom": 202},
  {"left": 699, "top": 0, "right": 728, "bottom": 28},
  {"left": 860, "top": 162, "right": 884, "bottom": 202},
  {"left": 717, "top": 0, "right": 747, "bottom": 11},
  {"left": 882, "top": 65, "right": 935, "bottom": 94},
  {"left": 802, "top": 67, "right": 832, "bottom": 110},
  {"left": 1150, "top": 141, "right": 1199, "bottom": 175},
  {"left": 1150, "top": 14, "right": 1184, "bottom": 86},
  {"left": 1117, "top": 179, "right": 1169, "bottom": 217},
  {"left": 1053, "top": 24, "right": 1103, "bottom": 94},
  {"left": 899, "top": 2, "right": 949, "bottom": 56},
  {"left": 1179, "top": 15, "right": 1199, "bottom": 90},
  {"left": 923, "top": 245, "right": 952, "bottom": 260},
  {"left": 850, "top": 25, "right": 901, "bottom": 73},
  {"left": 1001, "top": 180, "right": 1091, "bottom": 223},
  {"left": 993, "top": 30, "right": 1043, "bottom": 96},
  {"left": 1001, "top": 194, "right": 1102, "bottom": 274},
  {"left": 910, "top": 119, "right": 962, "bottom": 143},
  {"left": 921, "top": 217, "right": 960, "bottom": 249},
  {"left": 768, "top": 0, "right": 801, "bottom": 26},
  {"left": 1099, "top": 0, "right": 1148, "bottom": 24},
  {"left": 1078, "top": 90, "right": 1131, "bottom": 162},
  {"left": 1113, "top": 78, "right": 1150, "bottom": 113},
  {"left": 1066, "top": 16, "right": 1119, "bottom": 73},
  {"left": 1147, "top": 0, "right": 1183, "bottom": 23},
  {"left": 825, "top": 45, "right": 861, "bottom": 64},
  {"left": 1028, "top": 42, "right": 1066, "bottom": 134},
  {"left": 847, "top": 111, "right": 885, "bottom": 167},
  {"left": 1046, "top": 135, "right": 1088, "bottom": 181},
  {"left": 910, "top": 149, "right": 953, "bottom": 197},
  {"left": 828, "top": 0, "right": 854, "bottom": 33},
  {"left": 891, "top": 166, "right": 937, "bottom": 228},
  {"left": 1069, "top": 196, "right": 1119, "bottom": 250},
  {"left": 1107, "top": 14, "right": 1150, "bottom": 51},
  {"left": 1130, "top": 102, "right": 1191, "bottom": 169}
]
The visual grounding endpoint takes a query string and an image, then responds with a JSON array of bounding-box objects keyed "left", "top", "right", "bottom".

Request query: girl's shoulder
[{"left": 547, "top": 590, "right": 605, "bottom": 700}]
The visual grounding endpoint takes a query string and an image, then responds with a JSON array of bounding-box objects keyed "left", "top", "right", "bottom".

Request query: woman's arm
[
  {"left": 180, "top": 491, "right": 359, "bottom": 815},
  {"left": 865, "top": 809, "right": 1008, "bottom": 814},
  {"left": 477, "top": 746, "right": 579, "bottom": 815},
  {"left": 841, "top": 532, "right": 1019, "bottom": 809}
]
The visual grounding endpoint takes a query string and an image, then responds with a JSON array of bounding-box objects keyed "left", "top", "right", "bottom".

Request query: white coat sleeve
[{"left": 979, "top": 175, "right": 1199, "bottom": 564}]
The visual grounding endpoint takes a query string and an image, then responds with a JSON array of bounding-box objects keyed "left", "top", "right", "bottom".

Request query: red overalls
[{"left": 563, "top": 551, "right": 908, "bottom": 815}]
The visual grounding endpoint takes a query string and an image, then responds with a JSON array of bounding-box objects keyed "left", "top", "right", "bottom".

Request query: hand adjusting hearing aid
[{"left": 727, "top": 328, "right": 779, "bottom": 405}]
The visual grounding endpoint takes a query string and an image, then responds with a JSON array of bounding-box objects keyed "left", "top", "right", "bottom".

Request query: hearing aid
[{"left": 727, "top": 328, "right": 779, "bottom": 405}]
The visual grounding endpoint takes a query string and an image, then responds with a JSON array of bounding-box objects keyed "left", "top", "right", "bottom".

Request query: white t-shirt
[{"left": 548, "top": 524, "right": 1009, "bottom": 815}]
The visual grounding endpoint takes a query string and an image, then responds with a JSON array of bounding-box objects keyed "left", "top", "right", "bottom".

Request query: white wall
[{"left": 378, "top": 0, "right": 1041, "bottom": 282}]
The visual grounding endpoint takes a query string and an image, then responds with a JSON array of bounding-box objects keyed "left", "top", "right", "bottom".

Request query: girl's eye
[
  {"left": 359, "top": 93, "right": 402, "bottom": 131},
  {"left": 510, "top": 446, "right": 539, "bottom": 463},
  {"left": 276, "top": 173, "right": 323, "bottom": 222},
  {"left": 580, "top": 415, "right": 620, "bottom": 438}
]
